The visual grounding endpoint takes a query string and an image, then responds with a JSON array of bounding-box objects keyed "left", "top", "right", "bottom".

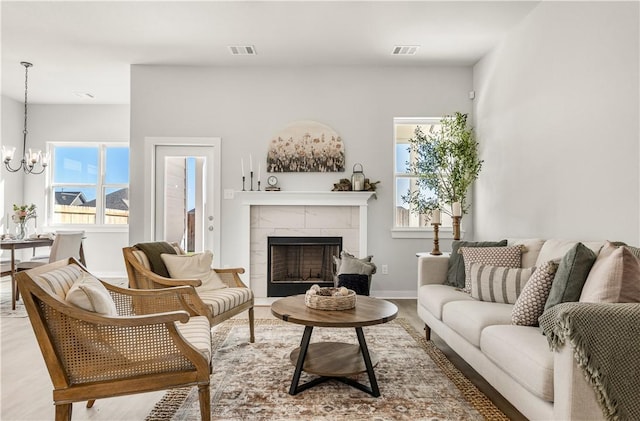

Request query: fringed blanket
[
  {"left": 539, "top": 302, "right": 640, "bottom": 421},
  {"left": 134, "top": 241, "right": 177, "bottom": 278}
]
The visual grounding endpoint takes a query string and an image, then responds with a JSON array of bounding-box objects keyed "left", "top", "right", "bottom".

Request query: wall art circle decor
[{"left": 267, "top": 120, "right": 345, "bottom": 172}]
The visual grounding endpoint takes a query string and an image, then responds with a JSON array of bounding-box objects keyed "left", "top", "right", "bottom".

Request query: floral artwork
[{"left": 267, "top": 121, "right": 345, "bottom": 172}]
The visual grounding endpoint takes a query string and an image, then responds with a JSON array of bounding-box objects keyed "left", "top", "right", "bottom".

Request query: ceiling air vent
[
  {"left": 392, "top": 45, "right": 419, "bottom": 55},
  {"left": 228, "top": 45, "right": 257, "bottom": 56}
]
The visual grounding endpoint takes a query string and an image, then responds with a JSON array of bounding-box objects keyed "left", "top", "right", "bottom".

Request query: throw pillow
[
  {"left": 511, "top": 261, "right": 559, "bottom": 326},
  {"left": 337, "top": 274, "right": 370, "bottom": 295},
  {"left": 460, "top": 245, "right": 523, "bottom": 293},
  {"left": 160, "top": 251, "right": 227, "bottom": 292},
  {"left": 544, "top": 242, "right": 596, "bottom": 310},
  {"left": 580, "top": 241, "right": 640, "bottom": 303},
  {"left": 446, "top": 240, "right": 507, "bottom": 288},
  {"left": 65, "top": 272, "right": 118, "bottom": 316},
  {"left": 337, "top": 252, "right": 376, "bottom": 276},
  {"left": 469, "top": 263, "right": 535, "bottom": 304}
]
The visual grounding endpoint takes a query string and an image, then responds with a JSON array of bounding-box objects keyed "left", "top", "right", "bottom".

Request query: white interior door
[{"left": 154, "top": 143, "right": 220, "bottom": 264}]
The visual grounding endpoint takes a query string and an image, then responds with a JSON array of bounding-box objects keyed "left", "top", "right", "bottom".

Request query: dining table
[{"left": 1, "top": 238, "right": 54, "bottom": 310}]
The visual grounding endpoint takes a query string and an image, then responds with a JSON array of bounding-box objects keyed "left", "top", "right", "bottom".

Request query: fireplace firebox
[{"left": 267, "top": 236, "right": 342, "bottom": 297}]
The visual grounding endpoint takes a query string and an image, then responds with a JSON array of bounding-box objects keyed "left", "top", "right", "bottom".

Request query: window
[
  {"left": 50, "top": 143, "right": 129, "bottom": 225},
  {"left": 393, "top": 118, "right": 451, "bottom": 230}
]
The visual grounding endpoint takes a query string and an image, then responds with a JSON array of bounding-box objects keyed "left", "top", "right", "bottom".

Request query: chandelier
[{"left": 2, "top": 61, "right": 49, "bottom": 174}]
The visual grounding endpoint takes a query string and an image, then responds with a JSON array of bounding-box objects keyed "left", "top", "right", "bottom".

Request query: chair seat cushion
[
  {"left": 198, "top": 288, "right": 253, "bottom": 317},
  {"left": 175, "top": 315, "right": 212, "bottom": 361}
]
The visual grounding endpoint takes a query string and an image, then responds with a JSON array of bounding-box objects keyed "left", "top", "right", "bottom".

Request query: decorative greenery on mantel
[{"left": 403, "top": 112, "right": 483, "bottom": 217}]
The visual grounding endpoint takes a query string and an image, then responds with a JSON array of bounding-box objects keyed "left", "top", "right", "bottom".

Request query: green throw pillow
[
  {"left": 445, "top": 240, "right": 507, "bottom": 288},
  {"left": 544, "top": 242, "right": 597, "bottom": 310}
]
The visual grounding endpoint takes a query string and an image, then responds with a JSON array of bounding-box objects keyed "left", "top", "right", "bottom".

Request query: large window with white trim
[
  {"left": 50, "top": 143, "right": 129, "bottom": 225},
  {"left": 394, "top": 118, "right": 451, "bottom": 229}
]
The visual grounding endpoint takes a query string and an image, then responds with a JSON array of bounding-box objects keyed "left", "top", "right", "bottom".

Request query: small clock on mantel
[{"left": 266, "top": 175, "right": 281, "bottom": 191}]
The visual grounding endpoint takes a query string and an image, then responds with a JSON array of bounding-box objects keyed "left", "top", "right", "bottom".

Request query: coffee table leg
[
  {"left": 289, "top": 325, "right": 313, "bottom": 395},
  {"left": 355, "top": 327, "right": 380, "bottom": 397}
]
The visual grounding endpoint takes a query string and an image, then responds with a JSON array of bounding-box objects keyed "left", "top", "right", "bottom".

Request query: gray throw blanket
[
  {"left": 134, "top": 241, "right": 177, "bottom": 278},
  {"left": 539, "top": 302, "right": 640, "bottom": 421}
]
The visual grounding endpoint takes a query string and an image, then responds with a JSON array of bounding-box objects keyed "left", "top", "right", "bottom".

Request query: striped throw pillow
[
  {"left": 469, "top": 263, "right": 535, "bottom": 304},
  {"left": 460, "top": 245, "right": 524, "bottom": 293}
]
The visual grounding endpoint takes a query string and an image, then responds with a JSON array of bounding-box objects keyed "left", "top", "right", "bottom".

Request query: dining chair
[
  {"left": 16, "top": 258, "right": 212, "bottom": 421},
  {"left": 17, "top": 231, "right": 86, "bottom": 270}
]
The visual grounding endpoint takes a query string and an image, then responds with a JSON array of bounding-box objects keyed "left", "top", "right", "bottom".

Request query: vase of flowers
[{"left": 12, "top": 204, "right": 37, "bottom": 240}]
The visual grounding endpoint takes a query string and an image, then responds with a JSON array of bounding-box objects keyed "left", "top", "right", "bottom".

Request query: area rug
[{"left": 146, "top": 318, "right": 508, "bottom": 421}]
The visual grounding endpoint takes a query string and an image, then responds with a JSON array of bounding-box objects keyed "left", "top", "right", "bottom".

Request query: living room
[{"left": 1, "top": 1, "right": 638, "bottom": 420}]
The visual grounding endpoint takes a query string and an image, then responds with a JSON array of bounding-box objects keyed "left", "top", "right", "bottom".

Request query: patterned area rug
[{"left": 146, "top": 318, "right": 508, "bottom": 421}]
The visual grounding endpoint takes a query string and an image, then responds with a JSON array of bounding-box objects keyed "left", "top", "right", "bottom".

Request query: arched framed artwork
[{"left": 267, "top": 120, "right": 345, "bottom": 172}]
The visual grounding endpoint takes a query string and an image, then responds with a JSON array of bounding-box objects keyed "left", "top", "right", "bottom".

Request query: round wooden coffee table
[{"left": 271, "top": 294, "right": 398, "bottom": 397}]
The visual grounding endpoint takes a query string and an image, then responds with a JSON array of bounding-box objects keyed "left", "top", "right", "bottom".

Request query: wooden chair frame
[
  {"left": 17, "top": 258, "right": 212, "bottom": 421},
  {"left": 122, "top": 245, "right": 255, "bottom": 342}
]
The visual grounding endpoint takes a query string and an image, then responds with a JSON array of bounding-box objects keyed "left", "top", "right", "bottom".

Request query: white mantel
[{"left": 237, "top": 191, "right": 376, "bottom": 294}]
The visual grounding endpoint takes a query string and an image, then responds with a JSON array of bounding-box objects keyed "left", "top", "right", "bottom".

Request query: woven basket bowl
[{"left": 305, "top": 288, "right": 356, "bottom": 311}]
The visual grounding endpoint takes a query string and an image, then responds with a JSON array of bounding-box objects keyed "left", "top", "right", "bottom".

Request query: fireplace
[{"left": 268, "top": 236, "right": 342, "bottom": 297}]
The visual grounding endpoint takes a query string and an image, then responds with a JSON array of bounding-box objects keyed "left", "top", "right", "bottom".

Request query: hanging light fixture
[{"left": 2, "top": 61, "right": 49, "bottom": 174}]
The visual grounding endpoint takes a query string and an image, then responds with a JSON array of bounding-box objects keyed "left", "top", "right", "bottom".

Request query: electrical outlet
[
  {"left": 381, "top": 264, "right": 389, "bottom": 275},
  {"left": 224, "top": 189, "right": 234, "bottom": 199}
]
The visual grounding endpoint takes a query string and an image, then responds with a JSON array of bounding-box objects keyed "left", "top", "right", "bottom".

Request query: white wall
[
  {"left": 473, "top": 1, "right": 639, "bottom": 244},
  {"left": 3, "top": 103, "right": 130, "bottom": 275},
  {"left": 130, "top": 66, "right": 473, "bottom": 296}
]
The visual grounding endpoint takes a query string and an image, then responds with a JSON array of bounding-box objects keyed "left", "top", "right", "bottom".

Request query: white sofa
[{"left": 417, "top": 239, "right": 606, "bottom": 421}]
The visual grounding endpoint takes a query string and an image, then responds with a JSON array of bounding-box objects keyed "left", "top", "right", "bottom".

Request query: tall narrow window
[
  {"left": 50, "top": 143, "right": 129, "bottom": 225},
  {"left": 393, "top": 118, "right": 450, "bottom": 229}
]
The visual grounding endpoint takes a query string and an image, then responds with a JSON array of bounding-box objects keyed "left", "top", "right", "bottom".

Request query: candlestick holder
[
  {"left": 452, "top": 216, "right": 461, "bottom": 241},
  {"left": 430, "top": 223, "right": 443, "bottom": 255},
  {"left": 257, "top": 180, "right": 261, "bottom": 191},
  {"left": 242, "top": 176, "right": 246, "bottom": 191},
  {"left": 250, "top": 171, "right": 254, "bottom": 191}
]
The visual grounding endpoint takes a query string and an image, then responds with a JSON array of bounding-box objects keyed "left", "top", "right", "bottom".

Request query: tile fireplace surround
[{"left": 238, "top": 191, "right": 376, "bottom": 298}]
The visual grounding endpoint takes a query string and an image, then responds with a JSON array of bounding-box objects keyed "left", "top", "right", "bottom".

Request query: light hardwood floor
[{"left": 1, "top": 280, "right": 524, "bottom": 420}]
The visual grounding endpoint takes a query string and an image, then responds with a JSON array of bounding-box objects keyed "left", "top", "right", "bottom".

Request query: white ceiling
[{"left": 1, "top": 1, "right": 539, "bottom": 105}]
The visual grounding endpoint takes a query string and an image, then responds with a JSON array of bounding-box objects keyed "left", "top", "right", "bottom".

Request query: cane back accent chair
[
  {"left": 17, "top": 258, "right": 212, "bottom": 421},
  {"left": 122, "top": 243, "right": 255, "bottom": 342}
]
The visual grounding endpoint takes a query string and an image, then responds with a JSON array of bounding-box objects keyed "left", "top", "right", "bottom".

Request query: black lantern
[{"left": 351, "top": 163, "right": 365, "bottom": 191}]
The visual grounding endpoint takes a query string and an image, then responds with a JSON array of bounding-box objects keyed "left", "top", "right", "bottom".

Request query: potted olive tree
[{"left": 402, "top": 112, "right": 483, "bottom": 218}]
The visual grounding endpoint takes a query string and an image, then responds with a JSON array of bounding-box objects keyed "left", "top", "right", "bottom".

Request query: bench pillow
[
  {"left": 544, "top": 242, "right": 596, "bottom": 310},
  {"left": 580, "top": 241, "right": 640, "bottom": 303}
]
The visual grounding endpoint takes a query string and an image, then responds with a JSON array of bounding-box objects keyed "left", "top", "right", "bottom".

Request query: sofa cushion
[
  {"left": 469, "top": 263, "right": 535, "bottom": 304},
  {"left": 535, "top": 239, "right": 603, "bottom": 267},
  {"left": 418, "top": 284, "right": 474, "bottom": 320},
  {"left": 442, "top": 300, "right": 513, "bottom": 347},
  {"left": 507, "top": 238, "right": 546, "bottom": 268},
  {"left": 545, "top": 243, "right": 597, "bottom": 310},
  {"left": 446, "top": 240, "right": 507, "bottom": 288},
  {"left": 460, "top": 246, "right": 523, "bottom": 293},
  {"left": 580, "top": 241, "right": 640, "bottom": 303},
  {"left": 512, "top": 261, "right": 559, "bottom": 326},
  {"left": 481, "top": 325, "right": 554, "bottom": 402}
]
